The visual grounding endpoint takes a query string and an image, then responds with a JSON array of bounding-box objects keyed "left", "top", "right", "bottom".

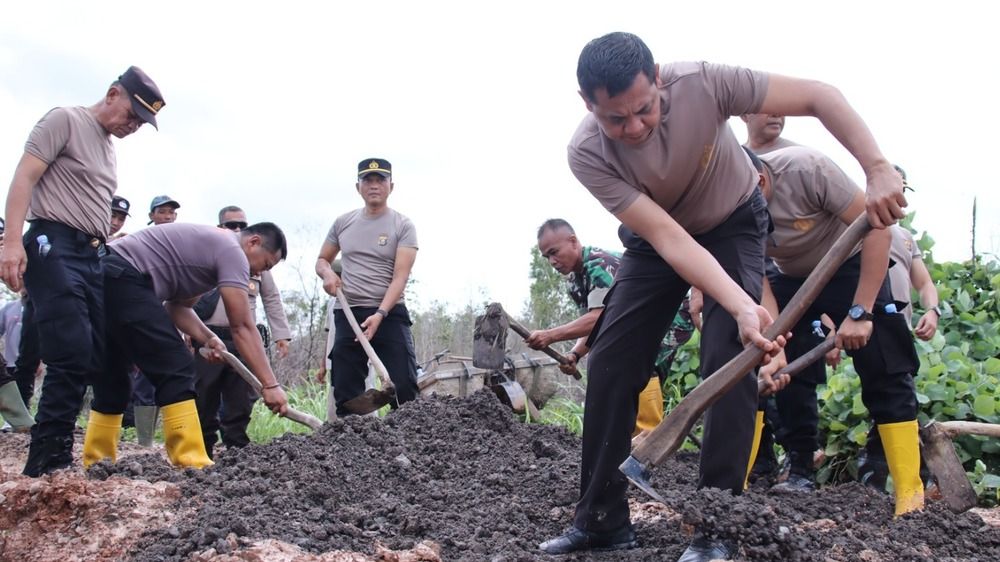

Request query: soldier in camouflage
[{"left": 528, "top": 219, "right": 693, "bottom": 435}]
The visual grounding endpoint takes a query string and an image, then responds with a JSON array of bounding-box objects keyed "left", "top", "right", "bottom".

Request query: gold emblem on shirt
[
  {"left": 377, "top": 234, "right": 388, "bottom": 246},
  {"left": 792, "top": 219, "right": 815, "bottom": 232},
  {"left": 700, "top": 145, "right": 715, "bottom": 169},
  {"left": 905, "top": 239, "right": 913, "bottom": 252}
]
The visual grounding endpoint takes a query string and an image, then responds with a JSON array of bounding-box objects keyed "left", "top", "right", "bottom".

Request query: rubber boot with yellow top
[
  {"left": 744, "top": 410, "right": 766, "bottom": 490},
  {"left": 878, "top": 420, "right": 925, "bottom": 516},
  {"left": 162, "top": 399, "right": 214, "bottom": 469},
  {"left": 633, "top": 376, "right": 664, "bottom": 436},
  {"left": 82, "top": 411, "right": 123, "bottom": 468}
]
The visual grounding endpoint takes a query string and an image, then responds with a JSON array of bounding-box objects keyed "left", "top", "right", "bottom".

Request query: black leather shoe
[
  {"left": 677, "top": 536, "right": 732, "bottom": 562},
  {"left": 538, "top": 524, "right": 638, "bottom": 554}
]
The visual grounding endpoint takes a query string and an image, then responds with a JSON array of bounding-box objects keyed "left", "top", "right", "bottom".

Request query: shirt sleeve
[
  {"left": 397, "top": 215, "right": 418, "bottom": 249},
  {"left": 326, "top": 218, "right": 341, "bottom": 247},
  {"left": 810, "top": 156, "right": 861, "bottom": 217},
  {"left": 24, "top": 108, "right": 71, "bottom": 164},
  {"left": 259, "top": 270, "right": 292, "bottom": 341},
  {"left": 216, "top": 245, "right": 251, "bottom": 291},
  {"left": 568, "top": 145, "right": 642, "bottom": 215},
  {"left": 701, "top": 63, "right": 770, "bottom": 118}
]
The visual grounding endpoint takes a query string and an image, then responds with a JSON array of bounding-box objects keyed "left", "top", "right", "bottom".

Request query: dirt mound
[{"left": 4, "top": 391, "right": 1000, "bottom": 561}]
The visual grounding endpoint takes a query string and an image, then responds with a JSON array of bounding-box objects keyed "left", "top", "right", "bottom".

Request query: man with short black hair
[
  {"left": 540, "top": 32, "right": 907, "bottom": 560},
  {"left": 530, "top": 218, "right": 693, "bottom": 435},
  {"left": 315, "top": 158, "right": 420, "bottom": 417},
  {"left": 1, "top": 65, "right": 165, "bottom": 476},
  {"left": 82, "top": 221, "right": 290, "bottom": 470},
  {"left": 148, "top": 194, "right": 179, "bottom": 225},
  {"left": 193, "top": 206, "right": 292, "bottom": 458}
]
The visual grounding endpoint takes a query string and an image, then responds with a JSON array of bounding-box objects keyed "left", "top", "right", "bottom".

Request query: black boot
[
  {"left": 772, "top": 450, "right": 816, "bottom": 492},
  {"left": 538, "top": 524, "right": 638, "bottom": 554},
  {"left": 22, "top": 434, "right": 74, "bottom": 477},
  {"left": 677, "top": 534, "right": 733, "bottom": 562}
]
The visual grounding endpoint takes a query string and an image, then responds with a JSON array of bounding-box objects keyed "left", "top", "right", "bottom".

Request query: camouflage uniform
[{"left": 568, "top": 246, "right": 693, "bottom": 376}]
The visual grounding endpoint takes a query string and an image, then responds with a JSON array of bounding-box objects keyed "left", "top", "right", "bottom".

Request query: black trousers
[
  {"left": 22, "top": 220, "right": 105, "bottom": 439},
  {"left": 90, "top": 253, "right": 197, "bottom": 414},
  {"left": 767, "top": 254, "right": 919, "bottom": 455},
  {"left": 574, "top": 191, "right": 769, "bottom": 533},
  {"left": 330, "top": 303, "right": 419, "bottom": 416},
  {"left": 13, "top": 297, "right": 41, "bottom": 406},
  {"left": 194, "top": 327, "right": 257, "bottom": 454}
]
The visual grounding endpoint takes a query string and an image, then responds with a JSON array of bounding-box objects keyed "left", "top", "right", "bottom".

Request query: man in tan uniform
[
  {"left": 193, "top": 206, "right": 292, "bottom": 458},
  {"left": 539, "top": 32, "right": 907, "bottom": 561},
  {"left": 1, "top": 66, "right": 165, "bottom": 476}
]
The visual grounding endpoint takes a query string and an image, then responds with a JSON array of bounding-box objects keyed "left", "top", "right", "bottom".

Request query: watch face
[{"left": 849, "top": 305, "right": 864, "bottom": 320}]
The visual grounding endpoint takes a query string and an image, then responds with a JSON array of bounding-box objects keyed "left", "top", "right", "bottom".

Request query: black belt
[{"left": 29, "top": 219, "right": 105, "bottom": 248}]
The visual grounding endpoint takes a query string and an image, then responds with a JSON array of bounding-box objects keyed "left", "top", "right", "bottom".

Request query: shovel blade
[
  {"left": 473, "top": 303, "right": 509, "bottom": 369},
  {"left": 619, "top": 455, "right": 668, "bottom": 505},
  {"left": 342, "top": 388, "right": 396, "bottom": 415}
]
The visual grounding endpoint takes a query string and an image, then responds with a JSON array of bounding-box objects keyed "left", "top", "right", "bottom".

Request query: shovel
[
  {"left": 620, "top": 215, "right": 872, "bottom": 503},
  {"left": 920, "top": 420, "right": 1000, "bottom": 512},
  {"left": 637, "top": 338, "right": 838, "bottom": 451},
  {"left": 474, "top": 302, "right": 582, "bottom": 380},
  {"left": 758, "top": 337, "right": 837, "bottom": 395},
  {"left": 198, "top": 348, "right": 323, "bottom": 431},
  {"left": 336, "top": 287, "right": 397, "bottom": 415}
]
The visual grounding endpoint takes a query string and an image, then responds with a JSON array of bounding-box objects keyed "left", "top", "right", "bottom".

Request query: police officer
[
  {"left": 193, "top": 206, "right": 292, "bottom": 458},
  {"left": 82, "top": 222, "right": 290, "bottom": 469},
  {"left": 540, "top": 32, "right": 906, "bottom": 561},
  {"left": 749, "top": 145, "right": 923, "bottom": 516},
  {"left": 1, "top": 66, "right": 165, "bottom": 476}
]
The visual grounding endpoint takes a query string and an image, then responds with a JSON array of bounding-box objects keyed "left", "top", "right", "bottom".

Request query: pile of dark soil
[{"left": 94, "top": 391, "right": 1000, "bottom": 561}]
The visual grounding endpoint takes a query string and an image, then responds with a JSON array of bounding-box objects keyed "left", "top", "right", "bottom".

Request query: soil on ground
[{"left": 2, "top": 391, "right": 999, "bottom": 561}]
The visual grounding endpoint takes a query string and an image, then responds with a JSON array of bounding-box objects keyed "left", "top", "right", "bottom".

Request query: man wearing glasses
[
  {"left": 191, "top": 205, "right": 291, "bottom": 458},
  {"left": 1, "top": 66, "right": 165, "bottom": 476}
]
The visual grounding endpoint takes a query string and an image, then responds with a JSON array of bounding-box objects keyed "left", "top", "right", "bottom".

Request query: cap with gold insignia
[
  {"left": 111, "top": 195, "right": 131, "bottom": 217},
  {"left": 358, "top": 158, "right": 391, "bottom": 180},
  {"left": 117, "top": 66, "right": 165, "bottom": 130}
]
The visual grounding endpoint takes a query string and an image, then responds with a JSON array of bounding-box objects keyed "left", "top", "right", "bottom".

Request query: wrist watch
[
  {"left": 848, "top": 304, "right": 874, "bottom": 322},
  {"left": 930, "top": 305, "right": 942, "bottom": 317},
  {"left": 375, "top": 308, "right": 388, "bottom": 318}
]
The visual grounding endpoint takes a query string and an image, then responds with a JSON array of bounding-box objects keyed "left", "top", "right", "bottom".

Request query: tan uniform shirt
[
  {"left": 205, "top": 270, "right": 292, "bottom": 341},
  {"left": 749, "top": 136, "right": 799, "bottom": 155},
  {"left": 569, "top": 62, "right": 769, "bottom": 235},
  {"left": 759, "top": 146, "right": 859, "bottom": 277},
  {"left": 326, "top": 208, "right": 418, "bottom": 309},
  {"left": 888, "top": 226, "right": 921, "bottom": 325},
  {"left": 109, "top": 223, "right": 249, "bottom": 301},
  {"left": 24, "top": 107, "right": 116, "bottom": 238}
]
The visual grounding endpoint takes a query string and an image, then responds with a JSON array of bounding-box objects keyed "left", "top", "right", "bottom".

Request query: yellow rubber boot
[
  {"left": 633, "top": 376, "right": 664, "bottom": 437},
  {"left": 878, "top": 420, "right": 925, "bottom": 516},
  {"left": 82, "top": 411, "right": 123, "bottom": 468},
  {"left": 161, "top": 400, "right": 214, "bottom": 469},
  {"left": 744, "top": 410, "right": 766, "bottom": 490}
]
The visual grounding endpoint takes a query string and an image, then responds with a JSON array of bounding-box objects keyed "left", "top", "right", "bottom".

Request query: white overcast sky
[{"left": 2, "top": 1, "right": 997, "bottom": 314}]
